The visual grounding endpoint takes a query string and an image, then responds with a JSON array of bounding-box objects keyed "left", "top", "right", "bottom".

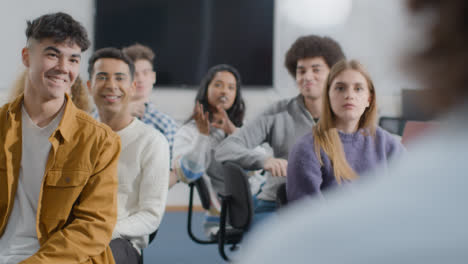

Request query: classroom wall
[
  {"left": 0, "top": 0, "right": 94, "bottom": 95},
  {"left": 0, "top": 0, "right": 422, "bottom": 206},
  {"left": 148, "top": 0, "right": 423, "bottom": 125}
]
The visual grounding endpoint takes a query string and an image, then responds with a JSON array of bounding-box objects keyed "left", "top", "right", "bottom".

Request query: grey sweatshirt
[{"left": 215, "top": 95, "right": 316, "bottom": 201}]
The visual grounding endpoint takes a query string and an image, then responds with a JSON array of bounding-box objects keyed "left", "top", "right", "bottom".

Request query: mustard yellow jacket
[{"left": 0, "top": 94, "right": 121, "bottom": 264}]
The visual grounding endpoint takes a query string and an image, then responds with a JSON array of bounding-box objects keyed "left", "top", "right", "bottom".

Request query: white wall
[
  {"left": 157, "top": 0, "right": 422, "bottom": 206},
  {"left": 0, "top": 0, "right": 94, "bottom": 100},
  {"left": 152, "top": 0, "right": 422, "bottom": 123},
  {"left": 272, "top": 0, "right": 424, "bottom": 116},
  {"left": 0, "top": 0, "right": 421, "bottom": 117},
  {"left": 0, "top": 0, "right": 422, "bottom": 206}
]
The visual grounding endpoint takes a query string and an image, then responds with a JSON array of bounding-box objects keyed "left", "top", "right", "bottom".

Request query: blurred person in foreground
[{"left": 239, "top": 0, "right": 468, "bottom": 263}]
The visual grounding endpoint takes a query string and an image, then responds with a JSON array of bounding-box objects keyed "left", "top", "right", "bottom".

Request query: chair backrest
[
  {"left": 379, "top": 116, "right": 407, "bottom": 136},
  {"left": 276, "top": 182, "right": 288, "bottom": 208},
  {"left": 401, "top": 120, "right": 439, "bottom": 146},
  {"left": 222, "top": 162, "right": 253, "bottom": 230},
  {"left": 194, "top": 177, "right": 211, "bottom": 210},
  {"left": 148, "top": 229, "right": 158, "bottom": 244}
]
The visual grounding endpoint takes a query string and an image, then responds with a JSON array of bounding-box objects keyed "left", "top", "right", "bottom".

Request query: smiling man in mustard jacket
[{"left": 0, "top": 12, "right": 120, "bottom": 264}]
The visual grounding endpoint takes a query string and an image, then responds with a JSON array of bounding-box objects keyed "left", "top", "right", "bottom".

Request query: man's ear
[
  {"left": 87, "top": 80, "right": 92, "bottom": 94},
  {"left": 22, "top": 47, "right": 30, "bottom": 68},
  {"left": 152, "top": 71, "right": 157, "bottom": 86},
  {"left": 131, "top": 80, "right": 137, "bottom": 96}
]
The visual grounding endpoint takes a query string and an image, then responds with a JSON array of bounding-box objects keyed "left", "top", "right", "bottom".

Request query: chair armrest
[{"left": 218, "top": 192, "right": 233, "bottom": 201}]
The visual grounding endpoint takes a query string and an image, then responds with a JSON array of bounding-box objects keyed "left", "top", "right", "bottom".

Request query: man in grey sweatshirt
[{"left": 215, "top": 35, "right": 346, "bottom": 218}]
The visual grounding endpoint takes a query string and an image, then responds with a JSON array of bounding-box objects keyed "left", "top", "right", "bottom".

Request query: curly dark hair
[
  {"left": 406, "top": 0, "right": 468, "bottom": 112},
  {"left": 190, "top": 64, "right": 245, "bottom": 127},
  {"left": 122, "top": 43, "right": 155, "bottom": 67},
  {"left": 284, "top": 35, "right": 345, "bottom": 78},
  {"left": 88, "top": 47, "right": 135, "bottom": 80},
  {"left": 26, "top": 12, "right": 90, "bottom": 51}
]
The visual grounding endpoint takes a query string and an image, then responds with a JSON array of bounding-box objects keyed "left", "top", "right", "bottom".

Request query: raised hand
[
  {"left": 130, "top": 101, "right": 146, "bottom": 118},
  {"left": 210, "top": 104, "right": 237, "bottom": 135},
  {"left": 193, "top": 101, "right": 210, "bottom": 135}
]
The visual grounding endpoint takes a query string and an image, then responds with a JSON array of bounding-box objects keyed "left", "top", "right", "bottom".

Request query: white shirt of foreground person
[{"left": 239, "top": 104, "right": 468, "bottom": 264}]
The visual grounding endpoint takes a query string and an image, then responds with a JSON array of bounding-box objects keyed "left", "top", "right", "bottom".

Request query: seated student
[
  {"left": 287, "top": 59, "right": 405, "bottom": 202},
  {"left": 0, "top": 12, "right": 120, "bottom": 264},
  {"left": 9, "top": 70, "right": 92, "bottom": 112},
  {"left": 215, "top": 35, "right": 345, "bottom": 220},
  {"left": 172, "top": 64, "right": 265, "bottom": 235},
  {"left": 87, "top": 47, "right": 170, "bottom": 264},
  {"left": 122, "top": 44, "right": 179, "bottom": 161},
  {"left": 122, "top": 44, "right": 180, "bottom": 188}
]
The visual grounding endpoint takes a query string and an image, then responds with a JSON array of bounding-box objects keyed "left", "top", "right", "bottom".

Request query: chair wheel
[{"left": 230, "top": 244, "right": 239, "bottom": 251}]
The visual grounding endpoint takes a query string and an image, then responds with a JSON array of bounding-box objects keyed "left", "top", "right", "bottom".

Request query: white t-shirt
[{"left": 0, "top": 104, "right": 64, "bottom": 263}]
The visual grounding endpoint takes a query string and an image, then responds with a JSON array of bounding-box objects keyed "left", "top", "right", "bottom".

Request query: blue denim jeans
[{"left": 251, "top": 195, "right": 277, "bottom": 229}]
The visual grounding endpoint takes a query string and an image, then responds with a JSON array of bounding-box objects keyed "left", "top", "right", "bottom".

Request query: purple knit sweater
[{"left": 287, "top": 127, "right": 404, "bottom": 202}]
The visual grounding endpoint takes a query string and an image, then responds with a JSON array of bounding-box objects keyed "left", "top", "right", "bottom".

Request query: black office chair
[
  {"left": 275, "top": 182, "right": 288, "bottom": 209},
  {"left": 148, "top": 229, "right": 158, "bottom": 243},
  {"left": 141, "top": 229, "right": 158, "bottom": 263},
  {"left": 187, "top": 161, "right": 253, "bottom": 262}
]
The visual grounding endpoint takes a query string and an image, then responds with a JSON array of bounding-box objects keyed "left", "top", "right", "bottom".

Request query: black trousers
[{"left": 110, "top": 238, "right": 142, "bottom": 264}]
